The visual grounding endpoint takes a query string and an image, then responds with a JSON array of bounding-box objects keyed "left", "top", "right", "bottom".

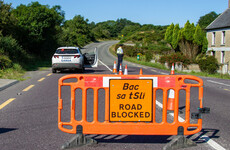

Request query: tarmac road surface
[{"left": 0, "top": 41, "right": 230, "bottom": 150}]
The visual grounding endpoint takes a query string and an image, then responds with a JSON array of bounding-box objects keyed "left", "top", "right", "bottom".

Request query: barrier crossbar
[{"left": 58, "top": 74, "right": 204, "bottom": 136}]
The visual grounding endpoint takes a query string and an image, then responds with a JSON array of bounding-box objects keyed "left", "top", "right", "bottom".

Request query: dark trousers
[{"left": 117, "top": 54, "right": 123, "bottom": 71}]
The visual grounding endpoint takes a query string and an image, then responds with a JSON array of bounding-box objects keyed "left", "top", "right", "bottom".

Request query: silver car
[{"left": 52, "top": 47, "right": 98, "bottom": 73}]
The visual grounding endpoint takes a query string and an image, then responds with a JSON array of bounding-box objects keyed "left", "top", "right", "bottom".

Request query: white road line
[
  {"left": 201, "top": 135, "right": 226, "bottom": 150},
  {"left": 98, "top": 59, "right": 113, "bottom": 72},
  {"left": 207, "top": 80, "right": 230, "bottom": 87},
  {"left": 155, "top": 99, "right": 226, "bottom": 150},
  {"left": 159, "top": 72, "right": 168, "bottom": 75},
  {"left": 155, "top": 100, "right": 163, "bottom": 108}
]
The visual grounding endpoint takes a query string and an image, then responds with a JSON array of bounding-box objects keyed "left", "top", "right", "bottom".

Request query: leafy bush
[
  {"left": 197, "top": 55, "right": 219, "bottom": 74},
  {"left": 0, "top": 55, "right": 13, "bottom": 69},
  {"left": 145, "top": 50, "right": 153, "bottom": 62},
  {"left": 159, "top": 55, "right": 167, "bottom": 64},
  {"left": 12, "top": 63, "right": 23, "bottom": 71},
  {"left": 159, "top": 53, "right": 191, "bottom": 67},
  {"left": 0, "top": 35, "right": 28, "bottom": 62},
  {"left": 115, "top": 44, "right": 139, "bottom": 57}
]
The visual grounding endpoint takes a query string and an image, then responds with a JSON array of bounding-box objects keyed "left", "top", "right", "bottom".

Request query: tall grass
[{"left": 0, "top": 64, "right": 25, "bottom": 80}]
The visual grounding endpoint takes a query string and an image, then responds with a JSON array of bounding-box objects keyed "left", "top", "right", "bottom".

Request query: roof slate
[{"left": 206, "top": 8, "right": 230, "bottom": 30}]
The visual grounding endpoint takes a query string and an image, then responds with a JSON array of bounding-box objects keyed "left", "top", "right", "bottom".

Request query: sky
[{"left": 3, "top": 0, "right": 229, "bottom": 26}]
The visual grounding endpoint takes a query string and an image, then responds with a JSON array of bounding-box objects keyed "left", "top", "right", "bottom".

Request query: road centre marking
[
  {"left": 207, "top": 80, "right": 230, "bottom": 87},
  {"left": 38, "top": 77, "right": 45, "bottom": 82},
  {"left": 47, "top": 73, "right": 52, "bottom": 76},
  {"left": 0, "top": 98, "right": 16, "bottom": 110},
  {"left": 224, "top": 89, "right": 230, "bottom": 91},
  {"left": 23, "top": 85, "right": 34, "bottom": 92}
]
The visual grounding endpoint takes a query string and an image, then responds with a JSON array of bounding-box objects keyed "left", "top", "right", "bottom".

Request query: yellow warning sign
[{"left": 109, "top": 79, "right": 153, "bottom": 122}]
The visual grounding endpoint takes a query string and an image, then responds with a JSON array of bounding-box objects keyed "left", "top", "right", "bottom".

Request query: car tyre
[
  {"left": 52, "top": 68, "right": 56, "bottom": 73},
  {"left": 79, "top": 67, "right": 84, "bottom": 73}
]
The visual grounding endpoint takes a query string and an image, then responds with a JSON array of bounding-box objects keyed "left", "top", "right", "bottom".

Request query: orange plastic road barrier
[
  {"left": 58, "top": 74, "right": 204, "bottom": 136},
  {"left": 118, "top": 64, "right": 123, "bottom": 75},
  {"left": 113, "top": 61, "right": 117, "bottom": 73}
]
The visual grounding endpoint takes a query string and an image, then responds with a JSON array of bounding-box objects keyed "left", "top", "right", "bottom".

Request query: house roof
[{"left": 206, "top": 8, "right": 230, "bottom": 30}]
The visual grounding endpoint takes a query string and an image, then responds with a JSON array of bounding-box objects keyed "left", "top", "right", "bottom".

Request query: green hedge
[
  {"left": 159, "top": 53, "right": 191, "bottom": 67},
  {"left": 197, "top": 56, "right": 219, "bottom": 74}
]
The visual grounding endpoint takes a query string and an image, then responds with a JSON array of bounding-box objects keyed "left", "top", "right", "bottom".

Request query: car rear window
[{"left": 56, "top": 49, "right": 79, "bottom": 54}]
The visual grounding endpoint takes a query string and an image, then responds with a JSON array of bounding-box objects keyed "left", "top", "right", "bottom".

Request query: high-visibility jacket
[{"left": 117, "top": 47, "right": 123, "bottom": 54}]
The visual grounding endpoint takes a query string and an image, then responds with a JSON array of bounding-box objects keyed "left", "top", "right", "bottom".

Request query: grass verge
[
  {"left": 0, "top": 64, "right": 25, "bottom": 80},
  {"left": 178, "top": 71, "right": 230, "bottom": 79},
  {"left": 0, "top": 60, "right": 51, "bottom": 80}
]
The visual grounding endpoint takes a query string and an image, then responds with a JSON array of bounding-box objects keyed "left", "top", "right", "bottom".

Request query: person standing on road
[{"left": 117, "top": 44, "right": 124, "bottom": 71}]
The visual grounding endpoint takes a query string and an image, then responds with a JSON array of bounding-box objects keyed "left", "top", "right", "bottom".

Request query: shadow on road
[
  {"left": 0, "top": 128, "right": 17, "bottom": 134},
  {"left": 187, "top": 128, "right": 220, "bottom": 144},
  {"left": 84, "top": 128, "right": 219, "bottom": 145},
  {"left": 86, "top": 134, "right": 171, "bottom": 144},
  {"left": 56, "top": 68, "right": 108, "bottom": 74}
]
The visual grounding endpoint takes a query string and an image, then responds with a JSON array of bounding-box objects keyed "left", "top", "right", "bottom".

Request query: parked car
[{"left": 52, "top": 47, "right": 98, "bottom": 73}]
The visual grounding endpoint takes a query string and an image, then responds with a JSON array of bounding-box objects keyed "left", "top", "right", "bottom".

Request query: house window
[
  {"left": 212, "top": 32, "right": 216, "bottom": 45},
  {"left": 221, "top": 51, "right": 225, "bottom": 63},
  {"left": 221, "top": 31, "right": 226, "bottom": 45},
  {"left": 211, "top": 51, "right": 216, "bottom": 57}
]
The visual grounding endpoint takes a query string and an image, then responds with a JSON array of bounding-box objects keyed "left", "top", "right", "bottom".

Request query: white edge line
[
  {"left": 201, "top": 135, "right": 226, "bottom": 150},
  {"left": 99, "top": 59, "right": 113, "bottom": 72},
  {"left": 207, "top": 80, "right": 230, "bottom": 87},
  {"left": 159, "top": 72, "right": 168, "bottom": 75}
]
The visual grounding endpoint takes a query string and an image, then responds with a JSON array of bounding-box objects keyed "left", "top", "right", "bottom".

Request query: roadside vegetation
[{"left": 0, "top": 1, "right": 228, "bottom": 79}]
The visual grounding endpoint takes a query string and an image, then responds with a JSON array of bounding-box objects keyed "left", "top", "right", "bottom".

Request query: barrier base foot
[
  {"left": 61, "top": 133, "right": 97, "bottom": 149},
  {"left": 163, "top": 135, "right": 197, "bottom": 150}
]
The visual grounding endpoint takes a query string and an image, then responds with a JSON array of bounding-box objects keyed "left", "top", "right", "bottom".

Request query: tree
[
  {"left": 164, "top": 23, "right": 174, "bottom": 46},
  {"left": 165, "top": 21, "right": 208, "bottom": 60},
  {"left": 0, "top": 0, "right": 16, "bottom": 36},
  {"left": 171, "top": 24, "right": 180, "bottom": 50},
  {"left": 12, "top": 2, "right": 64, "bottom": 57},
  {"left": 60, "top": 15, "right": 94, "bottom": 47},
  {"left": 197, "top": 11, "right": 219, "bottom": 29},
  {"left": 92, "top": 24, "right": 111, "bottom": 39},
  {"left": 193, "top": 24, "right": 208, "bottom": 53},
  {"left": 121, "top": 25, "right": 141, "bottom": 36}
]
